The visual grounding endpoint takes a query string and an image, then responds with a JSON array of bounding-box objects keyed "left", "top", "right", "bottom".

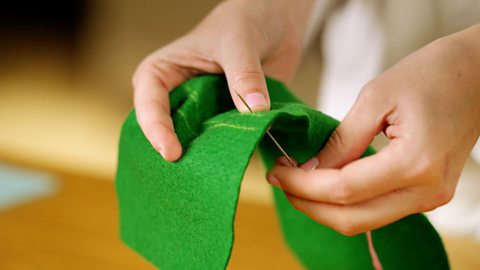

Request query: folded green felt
[{"left": 116, "top": 75, "right": 449, "bottom": 269}]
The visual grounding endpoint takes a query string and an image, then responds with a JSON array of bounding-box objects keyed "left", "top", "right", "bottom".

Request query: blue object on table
[{"left": 0, "top": 163, "right": 58, "bottom": 211}]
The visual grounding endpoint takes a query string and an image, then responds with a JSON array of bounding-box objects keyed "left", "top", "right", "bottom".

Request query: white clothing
[{"left": 305, "top": 0, "right": 480, "bottom": 240}]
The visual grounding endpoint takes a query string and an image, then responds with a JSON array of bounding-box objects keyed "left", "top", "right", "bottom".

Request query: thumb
[
  {"left": 316, "top": 90, "right": 389, "bottom": 168},
  {"left": 219, "top": 45, "right": 270, "bottom": 112}
]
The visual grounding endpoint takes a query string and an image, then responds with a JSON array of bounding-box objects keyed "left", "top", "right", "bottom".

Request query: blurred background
[{"left": 0, "top": 0, "right": 478, "bottom": 269}]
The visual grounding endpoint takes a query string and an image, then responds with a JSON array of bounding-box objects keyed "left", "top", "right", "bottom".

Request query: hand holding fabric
[
  {"left": 132, "top": 0, "right": 312, "bottom": 161},
  {"left": 268, "top": 24, "right": 480, "bottom": 235}
]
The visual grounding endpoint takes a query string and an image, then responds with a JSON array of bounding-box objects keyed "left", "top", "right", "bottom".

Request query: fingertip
[
  {"left": 221, "top": 55, "right": 270, "bottom": 113},
  {"left": 157, "top": 136, "right": 183, "bottom": 162},
  {"left": 275, "top": 156, "right": 298, "bottom": 167},
  {"left": 244, "top": 92, "right": 270, "bottom": 112},
  {"left": 233, "top": 90, "right": 270, "bottom": 113},
  {"left": 157, "top": 142, "right": 183, "bottom": 162},
  {"left": 275, "top": 157, "right": 287, "bottom": 166},
  {"left": 143, "top": 124, "right": 183, "bottom": 162},
  {"left": 266, "top": 171, "right": 281, "bottom": 187},
  {"left": 300, "top": 157, "right": 319, "bottom": 171}
]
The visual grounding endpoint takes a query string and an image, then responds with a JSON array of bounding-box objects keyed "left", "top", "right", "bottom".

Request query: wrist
[
  {"left": 441, "top": 23, "right": 480, "bottom": 133},
  {"left": 427, "top": 24, "right": 480, "bottom": 136},
  {"left": 445, "top": 23, "right": 480, "bottom": 68}
]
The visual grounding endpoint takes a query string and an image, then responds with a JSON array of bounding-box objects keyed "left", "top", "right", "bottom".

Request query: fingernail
[
  {"left": 157, "top": 144, "right": 168, "bottom": 158},
  {"left": 245, "top": 92, "right": 267, "bottom": 111},
  {"left": 301, "top": 157, "right": 318, "bottom": 171},
  {"left": 276, "top": 156, "right": 299, "bottom": 167},
  {"left": 277, "top": 156, "right": 290, "bottom": 167},
  {"left": 267, "top": 175, "right": 280, "bottom": 187}
]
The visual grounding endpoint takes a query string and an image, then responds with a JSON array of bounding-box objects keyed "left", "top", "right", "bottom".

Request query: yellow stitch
[
  {"left": 189, "top": 90, "right": 199, "bottom": 103},
  {"left": 206, "top": 122, "right": 257, "bottom": 131},
  {"left": 183, "top": 91, "right": 202, "bottom": 124},
  {"left": 177, "top": 109, "right": 195, "bottom": 134},
  {"left": 184, "top": 85, "right": 194, "bottom": 93},
  {"left": 189, "top": 91, "right": 200, "bottom": 113},
  {"left": 271, "top": 102, "right": 298, "bottom": 106},
  {"left": 239, "top": 113, "right": 266, "bottom": 117},
  {"left": 205, "top": 119, "right": 222, "bottom": 125}
]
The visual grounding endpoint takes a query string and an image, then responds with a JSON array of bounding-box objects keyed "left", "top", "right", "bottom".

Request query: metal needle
[{"left": 233, "top": 89, "right": 297, "bottom": 167}]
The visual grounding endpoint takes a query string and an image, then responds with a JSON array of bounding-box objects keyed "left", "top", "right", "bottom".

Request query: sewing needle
[
  {"left": 233, "top": 89, "right": 297, "bottom": 168},
  {"left": 235, "top": 89, "right": 382, "bottom": 270}
]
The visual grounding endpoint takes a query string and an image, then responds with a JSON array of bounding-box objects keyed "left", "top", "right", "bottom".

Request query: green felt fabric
[{"left": 116, "top": 75, "right": 449, "bottom": 270}]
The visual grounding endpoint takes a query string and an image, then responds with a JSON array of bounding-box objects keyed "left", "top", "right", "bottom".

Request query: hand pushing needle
[
  {"left": 236, "top": 88, "right": 383, "bottom": 270},
  {"left": 233, "top": 88, "right": 297, "bottom": 167}
]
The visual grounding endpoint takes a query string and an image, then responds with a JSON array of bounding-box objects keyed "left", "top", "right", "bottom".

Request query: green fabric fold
[{"left": 116, "top": 75, "right": 449, "bottom": 269}]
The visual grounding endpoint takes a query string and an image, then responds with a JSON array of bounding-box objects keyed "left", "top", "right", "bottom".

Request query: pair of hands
[{"left": 133, "top": 0, "right": 480, "bottom": 235}]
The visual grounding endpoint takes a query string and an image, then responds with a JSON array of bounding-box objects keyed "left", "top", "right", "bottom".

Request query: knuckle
[
  {"left": 149, "top": 120, "right": 174, "bottom": 133},
  {"left": 416, "top": 201, "right": 434, "bottom": 213},
  {"left": 332, "top": 181, "right": 354, "bottom": 205},
  {"left": 417, "top": 151, "right": 449, "bottom": 174},
  {"left": 334, "top": 215, "right": 361, "bottom": 236},
  {"left": 137, "top": 99, "right": 169, "bottom": 115},
  {"left": 417, "top": 186, "right": 455, "bottom": 213},
  {"left": 418, "top": 201, "right": 438, "bottom": 213},
  {"left": 292, "top": 203, "right": 302, "bottom": 212},
  {"left": 132, "top": 60, "right": 155, "bottom": 88},
  {"left": 133, "top": 56, "right": 173, "bottom": 90},
  {"left": 435, "top": 186, "right": 455, "bottom": 207},
  {"left": 405, "top": 154, "right": 440, "bottom": 184},
  {"left": 234, "top": 69, "right": 264, "bottom": 86},
  {"left": 336, "top": 226, "right": 358, "bottom": 237},
  {"left": 289, "top": 199, "right": 302, "bottom": 211},
  {"left": 357, "top": 82, "right": 379, "bottom": 104},
  {"left": 325, "top": 129, "right": 348, "bottom": 156}
]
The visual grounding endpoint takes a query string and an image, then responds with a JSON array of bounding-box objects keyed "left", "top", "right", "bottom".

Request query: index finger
[
  {"left": 268, "top": 147, "right": 411, "bottom": 205},
  {"left": 133, "top": 68, "right": 183, "bottom": 161}
]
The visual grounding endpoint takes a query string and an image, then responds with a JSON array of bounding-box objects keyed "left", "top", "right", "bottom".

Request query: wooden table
[
  {"left": 0, "top": 168, "right": 301, "bottom": 270},
  {"left": 1, "top": 166, "right": 479, "bottom": 269}
]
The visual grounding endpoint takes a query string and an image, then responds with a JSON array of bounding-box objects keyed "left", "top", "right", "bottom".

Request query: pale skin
[{"left": 133, "top": 0, "right": 480, "bottom": 236}]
